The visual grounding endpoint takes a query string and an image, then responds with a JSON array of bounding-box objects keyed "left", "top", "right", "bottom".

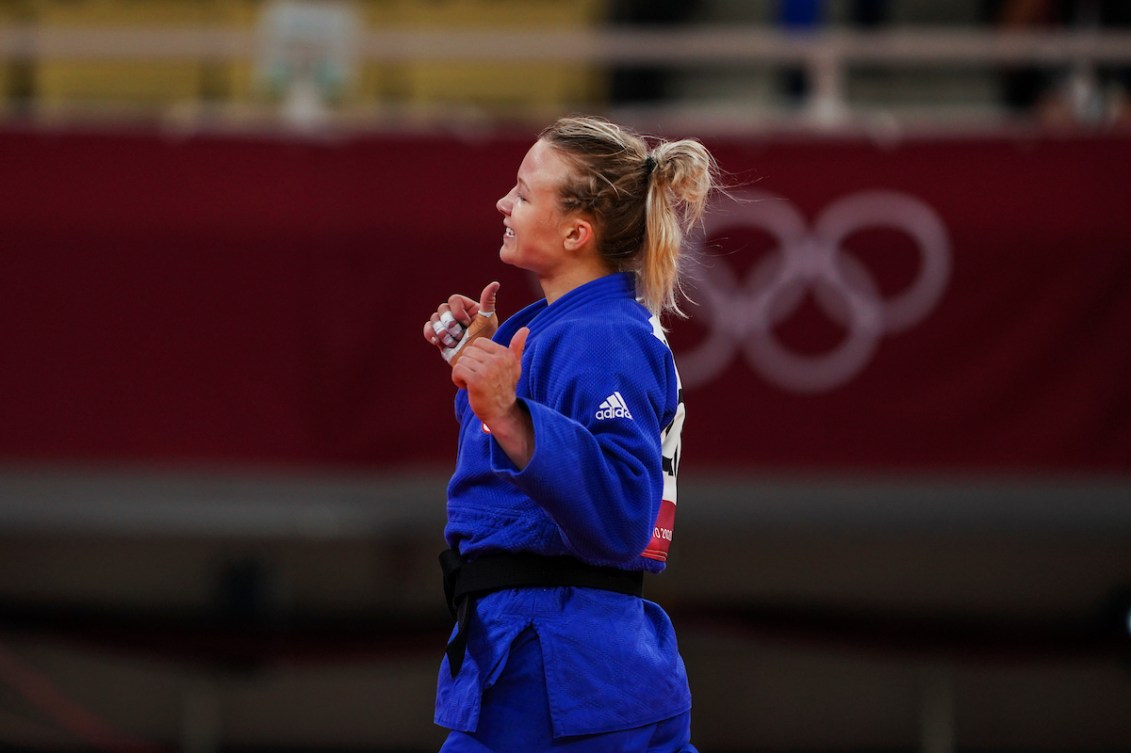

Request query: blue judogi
[{"left": 435, "top": 273, "right": 693, "bottom": 742}]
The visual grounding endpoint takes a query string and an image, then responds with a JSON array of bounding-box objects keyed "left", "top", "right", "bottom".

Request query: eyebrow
[{"left": 517, "top": 177, "right": 530, "bottom": 192}]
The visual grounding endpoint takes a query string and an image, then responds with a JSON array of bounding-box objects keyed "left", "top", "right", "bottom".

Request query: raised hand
[
  {"left": 422, "top": 281, "right": 501, "bottom": 365},
  {"left": 452, "top": 326, "right": 533, "bottom": 468}
]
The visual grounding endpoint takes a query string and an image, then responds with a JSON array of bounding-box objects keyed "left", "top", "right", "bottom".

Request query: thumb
[
  {"left": 509, "top": 327, "right": 530, "bottom": 359},
  {"left": 478, "top": 281, "right": 501, "bottom": 316}
]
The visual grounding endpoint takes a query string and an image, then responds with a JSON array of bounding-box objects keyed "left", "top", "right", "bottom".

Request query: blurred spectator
[
  {"left": 607, "top": 0, "right": 703, "bottom": 105},
  {"left": 986, "top": 0, "right": 1131, "bottom": 125},
  {"left": 777, "top": 0, "right": 825, "bottom": 104},
  {"left": 776, "top": 0, "right": 892, "bottom": 106}
]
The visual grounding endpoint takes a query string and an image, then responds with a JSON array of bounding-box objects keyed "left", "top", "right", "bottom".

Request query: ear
[{"left": 562, "top": 217, "right": 594, "bottom": 253}]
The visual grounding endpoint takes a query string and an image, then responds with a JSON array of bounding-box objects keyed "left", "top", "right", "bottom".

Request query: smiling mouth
[{"left": 504, "top": 227, "right": 515, "bottom": 239}]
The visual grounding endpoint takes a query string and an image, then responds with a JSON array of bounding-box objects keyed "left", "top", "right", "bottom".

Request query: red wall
[{"left": 2, "top": 128, "right": 1129, "bottom": 473}]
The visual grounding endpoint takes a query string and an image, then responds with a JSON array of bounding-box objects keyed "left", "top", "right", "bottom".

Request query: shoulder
[
  {"left": 526, "top": 302, "right": 676, "bottom": 395},
  {"left": 539, "top": 301, "right": 664, "bottom": 360}
]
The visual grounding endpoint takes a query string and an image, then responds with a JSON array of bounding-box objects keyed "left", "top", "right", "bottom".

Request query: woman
[{"left": 422, "top": 115, "right": 719, "bottom": 752}]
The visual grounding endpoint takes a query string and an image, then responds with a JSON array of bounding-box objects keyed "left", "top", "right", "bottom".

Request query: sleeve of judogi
[{"left": 487, "top": 318, "right": 676, "bottom": 567}]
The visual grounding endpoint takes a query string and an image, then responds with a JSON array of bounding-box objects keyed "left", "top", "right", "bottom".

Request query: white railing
[
  {"left": 3, "top": 26, "right": 1130, "bottom": 63},
  {"left": 2, "top": 26, "right": 1131, "bottom": 128}
]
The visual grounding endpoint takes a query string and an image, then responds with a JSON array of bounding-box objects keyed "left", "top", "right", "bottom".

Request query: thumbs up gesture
[
  {"left": 424, "top": 281, "right": 532, "bottom": 467},
  {"left": 423, "top": 281, "right": 501, "bottom": 367},
  {"left": 453, "top": 324, "right": 532, "bottom": 466}
]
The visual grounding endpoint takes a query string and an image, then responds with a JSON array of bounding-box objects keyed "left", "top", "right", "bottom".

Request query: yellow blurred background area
[{"left": 4, "top": 0, "right": 608, "bottom": 123}]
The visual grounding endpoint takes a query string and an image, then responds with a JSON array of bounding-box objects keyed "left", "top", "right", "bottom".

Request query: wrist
[{"left": 485, "top": 400, "right": 534, "bottom": 469}]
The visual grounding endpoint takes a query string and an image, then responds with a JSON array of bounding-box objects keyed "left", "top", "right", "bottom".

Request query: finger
[
  {"left": 450, "top": 336, "right": 505, "bottom": 373},
  {"left": 450, "top": 347, "right": 484, "bottom": 387},
  {"left": 457, "top": 336, "right": 495, "bottom": 363},
  {"left": 448, "top": 294, "right": 476, "bottom": 325},
  {"left": 478, "top": 281, "right": 501, "bottom": 318},
  {"left": 432, "top": 319, "right": 459, "bottom": 348},
  {"left": 509, "top": 326, "right": 529, "bottom": 359},
  {"left": 439, "top": 310, "right": 465, "bottom": 340},
  {"left": 432, "top": 303, "right": 455, "bottom": 334}
]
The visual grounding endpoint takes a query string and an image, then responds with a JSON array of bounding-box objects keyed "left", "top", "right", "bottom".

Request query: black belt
[{"left": 439, "top": 548, "right": 644, "bottom": 676}]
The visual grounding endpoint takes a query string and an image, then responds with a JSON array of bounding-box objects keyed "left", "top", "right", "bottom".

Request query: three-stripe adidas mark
[{"left": 595, "top": 391, "right": 633, "bottom": 420}]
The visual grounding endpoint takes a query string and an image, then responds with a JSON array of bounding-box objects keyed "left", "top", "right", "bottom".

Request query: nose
[{"left": 497, "top": 188, "right": 514, "bottom": 216}]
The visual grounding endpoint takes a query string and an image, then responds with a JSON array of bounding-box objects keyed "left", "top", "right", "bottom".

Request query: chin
[{"left": 499, "top": 245, "right": 521, "bottom": 268}]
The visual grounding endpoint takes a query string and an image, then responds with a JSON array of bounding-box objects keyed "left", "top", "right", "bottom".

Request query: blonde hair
[{"left": 539, "top": 116, "right": 719, "bottom": 318}]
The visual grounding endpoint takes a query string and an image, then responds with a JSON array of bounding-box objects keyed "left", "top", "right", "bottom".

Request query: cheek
[{"left": 524, "top": 208, "right": 558, "bottom": 240}]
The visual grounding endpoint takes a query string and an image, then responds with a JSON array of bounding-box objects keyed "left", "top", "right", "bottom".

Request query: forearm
[{"left": 492, "top": 400, "right": 659, "bottom": 564}]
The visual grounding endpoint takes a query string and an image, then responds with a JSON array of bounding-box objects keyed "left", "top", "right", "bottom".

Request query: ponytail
[{"left": 641, "top": 139, "right": 716, "bottom": 318}]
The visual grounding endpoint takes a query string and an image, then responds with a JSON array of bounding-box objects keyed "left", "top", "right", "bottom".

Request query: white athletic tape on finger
[
  {"left": 440, "top": 311, "right": 465, "bottom": 338},
  {"left": 432, "top": 320, "right": 458, "bottom": 348},
  {"left": 441, "top": 334, "right": 470, "bottom": 364},
  {"left": 441, "top": 311, "right": 496, "bottom": 366}
]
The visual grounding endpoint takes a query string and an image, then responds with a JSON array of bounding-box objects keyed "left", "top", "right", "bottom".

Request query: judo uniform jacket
[{"left": 435, "top": 272, "right": 691, "bottom": 737}]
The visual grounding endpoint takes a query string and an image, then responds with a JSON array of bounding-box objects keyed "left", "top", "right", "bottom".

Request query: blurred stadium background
[{"left": 1, "top": 1, "right": 1130, "bottom": 752}]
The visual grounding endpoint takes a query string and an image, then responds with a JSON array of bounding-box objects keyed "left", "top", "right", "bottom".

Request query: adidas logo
[{"left": 595, "top": 391, "right": 633, "bottom": 420}]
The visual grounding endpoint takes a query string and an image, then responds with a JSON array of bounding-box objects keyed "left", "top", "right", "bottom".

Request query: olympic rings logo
[{"left": 679, "top": 189, "right": 951, "bottom": 393}]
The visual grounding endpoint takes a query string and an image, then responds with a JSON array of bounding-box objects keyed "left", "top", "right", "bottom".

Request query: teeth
[{"left": 504, "top": 227, "right": 515, "bottom": 238}]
